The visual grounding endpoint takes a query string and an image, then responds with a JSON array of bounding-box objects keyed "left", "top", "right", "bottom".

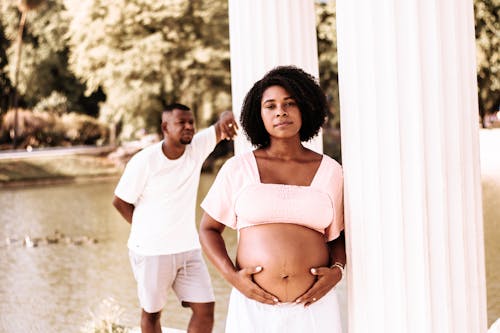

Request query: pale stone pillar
[
  {"left": 336, "top": 0, "right": 488, "bottom": 332},
  {"left": 228, "top": 0, "right": 323, "bottom": 154}
]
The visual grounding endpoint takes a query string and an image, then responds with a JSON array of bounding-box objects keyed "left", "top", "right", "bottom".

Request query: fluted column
[
  {"left": 228, "top": 0, "right": 322, "bottom": 154},
  {"left": 336, "top": 0, "right": 487, "bottom": 332}
]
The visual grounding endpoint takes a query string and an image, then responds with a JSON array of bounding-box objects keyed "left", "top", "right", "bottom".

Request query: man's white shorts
[{"left": 129, "top": 249, "right": 215, "bottom": 313}]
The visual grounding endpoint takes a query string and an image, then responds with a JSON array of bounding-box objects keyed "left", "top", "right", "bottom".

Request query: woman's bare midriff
[{"left": 237, "top": 224, "right": 329, "bottom": 303}]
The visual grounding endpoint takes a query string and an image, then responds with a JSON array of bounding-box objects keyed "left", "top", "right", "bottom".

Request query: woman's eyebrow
[{"left": 262, "top": 96, "right": 293, "bottom": 104}]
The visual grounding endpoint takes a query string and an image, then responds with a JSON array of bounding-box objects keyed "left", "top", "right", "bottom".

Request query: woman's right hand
[
  {"left": 199, "top": 213, "right": 278, "bottom": 304},
  {"left": 231, "top": 266, "right": 280, "bottom": 305}
]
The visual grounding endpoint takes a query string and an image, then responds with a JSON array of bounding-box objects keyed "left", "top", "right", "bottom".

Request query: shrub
[
  {"left": 61, "top": 113, "right": 109, "bottom": 145},
  {"left": 81, "top": 298, "right": 129, "bottom": 333},
  {"left": 0, "top": 109, "right": 109, "bottom": 148},
  {"left": 33, "top": 91, "right": 70, "bottom": 116}
]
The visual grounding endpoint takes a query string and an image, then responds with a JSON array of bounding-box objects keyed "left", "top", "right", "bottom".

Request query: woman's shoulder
[
  {"left": 216, "top": 150, "right": 257, "bottom": 178},
  {"left": 321, "top": 154, "right": 343, "bottom": 176},
  {"left": 322, "top": 153, "right": 341, "bottom": 166}
]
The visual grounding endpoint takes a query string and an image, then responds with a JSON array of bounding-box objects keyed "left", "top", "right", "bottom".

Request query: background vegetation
[{"left": 0, "top": 0, "right": 498, "bottom": 151}]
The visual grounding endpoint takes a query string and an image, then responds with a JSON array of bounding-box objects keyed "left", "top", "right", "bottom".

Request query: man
[{"left": 112, "top": 103, "right": 238, "bottom": 333}]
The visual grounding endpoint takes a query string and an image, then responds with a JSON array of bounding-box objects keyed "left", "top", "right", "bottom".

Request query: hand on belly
[
  {"left": 237, "top": 224, "right": 330, "bottom": 303},
  {"left": 252, "top": 264, "right": 318, "bottom": 302}
]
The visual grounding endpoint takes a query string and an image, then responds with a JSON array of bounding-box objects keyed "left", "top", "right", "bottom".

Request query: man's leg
[
  {"left": 129, "top": 251, "right": 174, "bottom": 333},
  {"left": 174, "top": 250, "right": 215, "bottom": 332},
  {"left": 141, "top": 309, "right": 162, "bottom": 333},
  {"left": 183, "top": 301, "right": 215, "bottom": 333}
]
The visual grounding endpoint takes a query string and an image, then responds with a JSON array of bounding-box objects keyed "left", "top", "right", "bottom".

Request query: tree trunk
[{"left": 12, "top": 11, "right": 27, "bottom": 149}]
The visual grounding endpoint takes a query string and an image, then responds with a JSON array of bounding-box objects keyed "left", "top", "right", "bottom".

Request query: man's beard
[{"left": 180, "top": 137, "right": 192, "bottom": 145}]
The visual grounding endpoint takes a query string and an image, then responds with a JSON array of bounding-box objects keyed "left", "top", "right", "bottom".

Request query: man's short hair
[
  {"left": 163, "top": 103, "right": 191, "bottom": 113},
  {"left": 161, "top": 103, "right": 192, "bottom": 124}
]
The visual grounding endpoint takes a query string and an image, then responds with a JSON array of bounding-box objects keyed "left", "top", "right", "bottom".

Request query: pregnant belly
[{"left": 237, "top": 224, "right": 329, "bottom": 302}]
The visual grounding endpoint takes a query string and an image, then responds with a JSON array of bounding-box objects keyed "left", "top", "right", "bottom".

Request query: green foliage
[
  {"left": 0, "top": 108, "right": 109, "bottom": 148},
  {"left": 1, "top": 108, "right": 63, "bottom": 147},
  {"left": 315, "top": 1, "right": 340, "bottom": 129},
  {"left": 61, "top": 112, "right": 109, "bottom": 145},
  {"left": 0, "top": 0, "right": 498, "bottom": 143},
  {"left": 18, "top": 0, "right": 47, "bottom": 12},
  {"left": 34, "top": 90, "right": 68, "bottom": 115},
  {"left": 0, "top": 24, "right": 12, "bottom": 115},
  {"left": 66, "top": 0, "right": 231, "bottom": 140},
  {"left": 475, "top": 0, "right": 500, "bottom": 122},
  {"left": 315, "top": 2, "right": 342, "bottom": 161},
  {"left": 0, "top": 0, "right": 103, "bottom": 114}
]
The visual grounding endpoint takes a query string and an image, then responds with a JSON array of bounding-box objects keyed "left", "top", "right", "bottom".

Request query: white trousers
[{"left": 225, "top": 287, "right": 343, "bottom": 333}]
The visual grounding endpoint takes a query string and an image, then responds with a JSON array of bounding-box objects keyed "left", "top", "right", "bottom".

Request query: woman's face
[{"left": 260, "top": 85, "right": 302, "bottom": 140}]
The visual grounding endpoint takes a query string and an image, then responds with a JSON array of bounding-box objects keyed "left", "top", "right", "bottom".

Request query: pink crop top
[{"left": 201, "top": 151, "right": 344, "bottom": 241}]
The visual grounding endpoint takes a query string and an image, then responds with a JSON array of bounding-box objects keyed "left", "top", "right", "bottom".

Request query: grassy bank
[{"left": 0, "top": 154, "right": 122, "bottom": 188}]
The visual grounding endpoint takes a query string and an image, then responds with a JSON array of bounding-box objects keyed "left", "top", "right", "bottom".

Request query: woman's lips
[{"left": 274, "top": 121, "right": 293, "bottom": 128}]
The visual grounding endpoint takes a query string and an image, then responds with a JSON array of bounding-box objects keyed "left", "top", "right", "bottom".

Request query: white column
[
  {"left": 336, "top": 0, "right": 487, "bottom": 332},
  {"left": 228, "top": 0, "right": 323, "bottom": 154}
]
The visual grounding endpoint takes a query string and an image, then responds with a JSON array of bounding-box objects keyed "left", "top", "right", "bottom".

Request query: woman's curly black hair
[{"left": 240, "top": 65, "right": 328, "bottom": 148}]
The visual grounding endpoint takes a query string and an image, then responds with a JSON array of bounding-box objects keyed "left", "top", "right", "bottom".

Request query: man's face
[{"left": 163, "top": 109, "right": 195, "bottom": 144}]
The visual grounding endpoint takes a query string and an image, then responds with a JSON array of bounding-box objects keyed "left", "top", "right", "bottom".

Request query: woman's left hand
[{"left": 294, "top": 266, "right": 342, "bottom": 307}]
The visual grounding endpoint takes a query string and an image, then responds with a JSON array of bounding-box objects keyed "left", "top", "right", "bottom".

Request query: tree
[
  {"left": 1, "top": 0, "right": 497, "bottom": 143},
  {"left": 65, "top": 0, "right": 231, "bottom": 140},
  {"left": 4, "top": 0, "right": 47, "bottom": 147},
  {"left": 475, "top": 0, "right": 500, "bottom": 126},
  {"left": 315, "top": 1, "right": 340, "bottom": 129},
  {"left": 315, "top": 1, "right": 342, "bottom": 161},
  {"left": 0, "top": 23, "right": 12, "bottom": 116},
  {"left": 0, "top": 0, "right": 104, "bottom": 114}
]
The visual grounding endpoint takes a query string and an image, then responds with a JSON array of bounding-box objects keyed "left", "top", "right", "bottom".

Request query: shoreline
[
  {"left": 0, "top": 147, "right": 123, "bottom": 189},
  {"left": 1, "top": 128, "right": 498, "bottom": 190},
  {"left": 0, "top": 173, "right": 121, "bottom": 189},
  {"left": 0, "top": 143, "right": 228, "bottom": 188}
]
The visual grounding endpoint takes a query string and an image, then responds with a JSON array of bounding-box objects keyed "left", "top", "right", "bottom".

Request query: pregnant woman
[{"left": 199, "top": 66, "right": 346, "bottom": 332}]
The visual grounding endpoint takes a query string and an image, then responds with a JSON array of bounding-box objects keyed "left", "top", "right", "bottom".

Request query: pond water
[
  {"left": 0, "top": 175, "right": 230, "bottom": 332},
  {"left": 0, "top": 155, "right": 498, "bottom": 332}
]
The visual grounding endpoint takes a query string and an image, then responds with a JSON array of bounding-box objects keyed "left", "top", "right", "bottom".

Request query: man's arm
[
  {"left": 112, "top": 195, "right": 135, "bottom": 224},
  {"left": 214, "top": 110, "right": 238, "bottom": 143}
]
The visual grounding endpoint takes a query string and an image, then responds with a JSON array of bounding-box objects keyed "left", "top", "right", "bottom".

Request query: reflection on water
[{"left": 0, "top": 166, "right": 498, "bottom": 332}]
